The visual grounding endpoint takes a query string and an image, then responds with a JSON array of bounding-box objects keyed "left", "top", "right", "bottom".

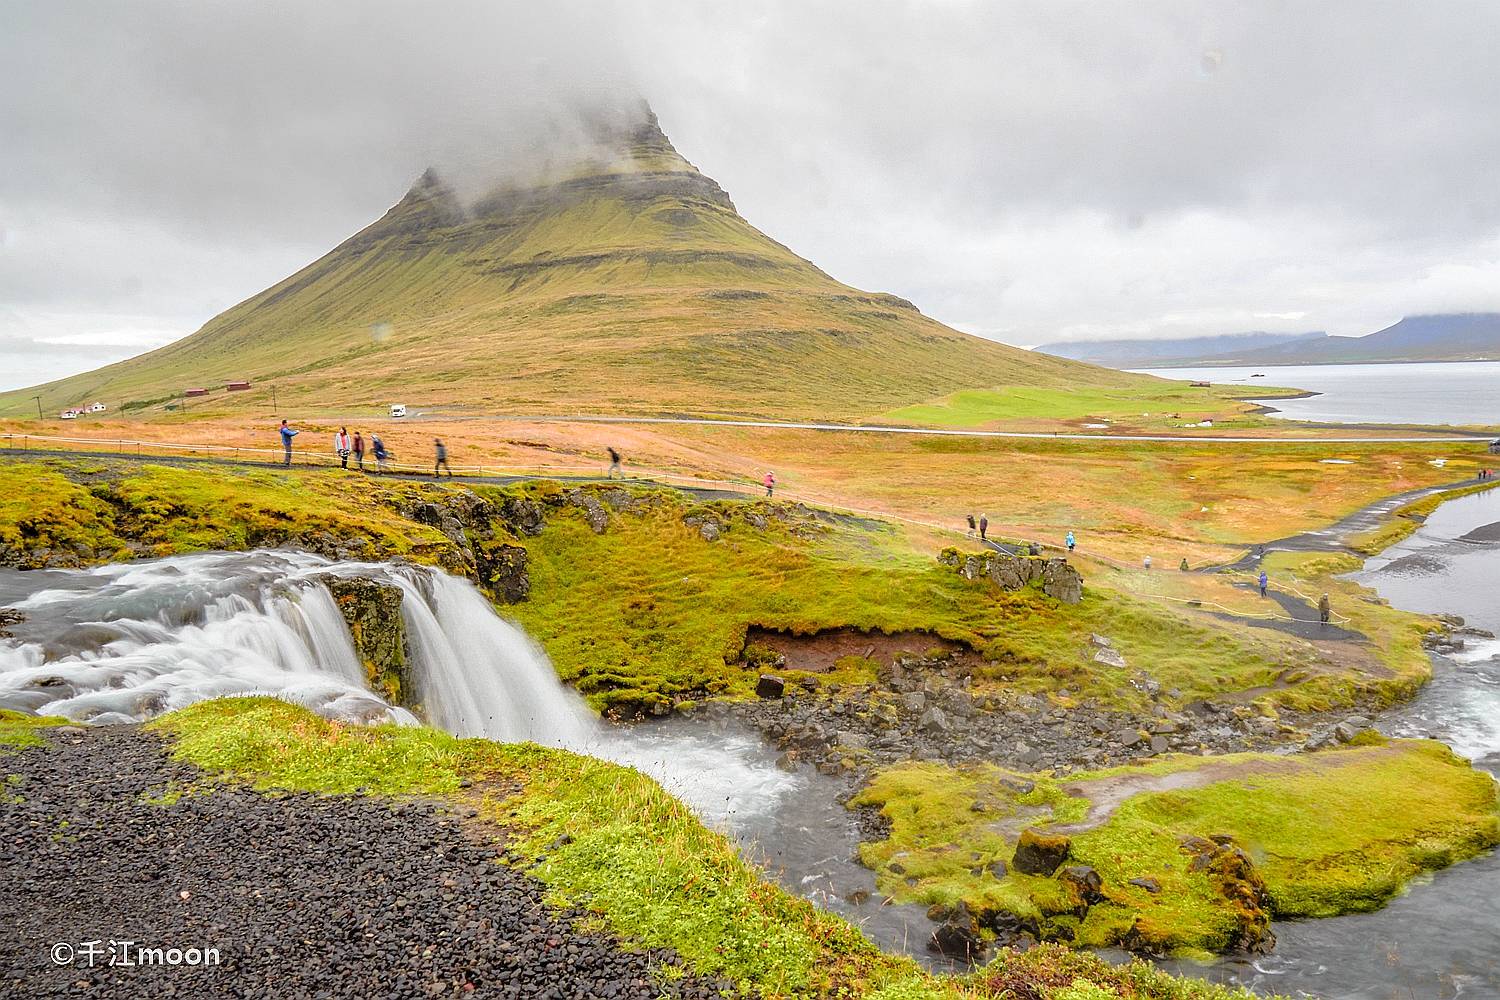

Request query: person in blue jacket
[
  {"left": 1258, "top": 570, "right": 1269, "bottom": 598},
  {"left": 279, "top": 419, "right": 298, "bottom": 466},
  {"left": 1065, "top": 530, "right": 1076, "bottom": 553}
]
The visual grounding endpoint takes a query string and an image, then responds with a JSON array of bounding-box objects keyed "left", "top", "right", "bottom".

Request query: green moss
[
  {"left": 0, "top": 709, "right": 67, "bottom": 749},
  {"left": 854, "top": 742, "right": 1500, "bottom": 955}
]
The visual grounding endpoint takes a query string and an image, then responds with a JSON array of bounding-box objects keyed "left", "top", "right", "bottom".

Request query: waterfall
[
  {"left": 389, "top": 571, "right": 595, "bottom": 747},
  {"left": 0, "top": 550, "right": 793, "bottom": 829}
]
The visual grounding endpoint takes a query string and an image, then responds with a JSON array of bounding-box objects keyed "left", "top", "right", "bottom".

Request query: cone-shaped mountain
[{"left": 3, "top": 108, "right": 1140, "bottom": 420}]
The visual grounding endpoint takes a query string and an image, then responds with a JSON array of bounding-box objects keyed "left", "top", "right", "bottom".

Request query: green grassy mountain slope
[{"left": 3, "top": 109, "right": 1147, "bottom": 421}]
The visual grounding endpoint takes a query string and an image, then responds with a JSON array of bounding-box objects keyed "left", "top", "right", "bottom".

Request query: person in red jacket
[{"left": 763, "top": 471, "right": 776, "bottom": 497}]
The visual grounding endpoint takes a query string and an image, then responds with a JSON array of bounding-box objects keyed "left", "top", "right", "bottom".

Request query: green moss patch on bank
[
  {"left": 0, "top": 458, "right": 452, "bottom": 569},
  {"left": 0, "top": 709, "right": 66, "bottom": 749},
  {"left": 511, "top": 492, "right": 1332, "bottom": 715},
  {"left": 852, "top": 741, "right": 1499, "bottom": 956},
  {"left": 150, "top": 697, "right": 1265, "bottom": 1000}
]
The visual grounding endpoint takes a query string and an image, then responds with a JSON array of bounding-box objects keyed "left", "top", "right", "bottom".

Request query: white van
[
  {"left": 60, "top": 410, "right": 78, "bottom": 420},
  {"left": 389, "top": 404, "right": 407, "bottom": 418}
]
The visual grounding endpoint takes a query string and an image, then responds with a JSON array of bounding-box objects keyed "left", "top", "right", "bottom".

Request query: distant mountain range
[
  {"left": 1038, "top": 313, "right": 1500, "bottom": 369},
  {"left": 1035, "top": 331, "right": 1325, "bottom": 369}
]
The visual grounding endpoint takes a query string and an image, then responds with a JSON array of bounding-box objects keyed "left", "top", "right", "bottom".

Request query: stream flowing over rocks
[
  {"left": 0, "top": 550, "right": 793, "bottom": 832},
  {"left": 0, "top": 726, "right": 728, "bottom": 1000}
]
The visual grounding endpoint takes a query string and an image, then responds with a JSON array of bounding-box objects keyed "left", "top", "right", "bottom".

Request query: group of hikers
[
  {"left": 1479, "top": 468, "right": 1495, "bottom": 480},
  {"left": 281, "top": 426, "right": 777, "bottom": 489},
  {"left": 279, "top": 420, "right": 440, "bottom": 476},
  {"left": 968, "top": 513, "right": 1076, "bottom": 555}
]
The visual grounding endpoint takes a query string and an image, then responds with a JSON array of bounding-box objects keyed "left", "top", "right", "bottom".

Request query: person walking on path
[
  {"left": 372, "top": 434, "right": 390, "bottom": 474},
  {"left": 966, "top": 514, "right": 977, "bottom": 538},
  {"left": 352, "top": 431, "right": 365, "bottom": 471},
  {"left": 978, "top": 514, "right": 988, "bottom": 542},
  {"left": 1258, "top": 570, "right": 1269, "bottom": 598},
  {"left": 433, "top": 439, "right": 452, "bottom": 477},
  {"left": 1028, "top": 540, "right": 1041, "bottom": 556},
  {"left": 763, "top": 471, "right": 776, "bottom": 497},
  {"left": 1180, "top": 557, "right": 1190, "bottom": 571},
  {"left": 278, "top": 420, "right": 298, "bottom": 466},
  {"left": 1065, "top": 530, "right": 1075, "bottom": 553},
  {"left": 1318, "top": 593, "right": 1331, "bottom": 624},
  {"left": 334, "top": 427, "right": 351, "bottom": 469},
  {"left": 1143, "top": 555, "right": 1152, "bottom": 570},
  {"left": 607, "top": 447, "right": 623, "bottom": 479}
]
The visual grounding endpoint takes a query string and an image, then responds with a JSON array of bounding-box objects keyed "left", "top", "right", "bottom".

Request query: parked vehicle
[
  {"left": 389, "top": 404, "right": 407, "bottom": 418},
  {"left": 60, "top": 409, "right": 78, "bottom": 420}
]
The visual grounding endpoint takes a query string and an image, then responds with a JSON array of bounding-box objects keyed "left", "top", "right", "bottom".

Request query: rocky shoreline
[{"left": 695, "top": 643, "right": 1387, "bottom": 784}]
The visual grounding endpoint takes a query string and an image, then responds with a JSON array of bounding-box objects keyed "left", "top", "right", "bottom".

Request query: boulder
[
  {"left": 0, "top": 607, "right": 23, "bottom": 638},
  {"left": 900, "top": 691, "right": 927, "bottom": 714},
  {"left": 1333, "top": 716, "right": 1371, "bottom": 743},
  {"left": 835, "top": 730, "right": 870, "bottom": 751},
  {"left": 1093, "top": 646, "right": 1128, "bottom": 669},
  {"left": 1127, "top": 876, "right": 1161, "bottom": 894},
  {"left": 319, "top": 575, "right": 411, "bottom": 705},
  {"left": 1060, "top": 864, "right": 1105, "bottom": 905},
  {"left": 755, "top": 674, "right": 786, "bottom": 699},
  {"left": 928, "top": 902, "right": 985, "bottom": 962},
  {"left": 474, "top": 541, "right": 530, "bottom": 603},
  {"left": 1040, "top": 559, "right": 1084, "bottom": 603},
  {"left": 1012, "top": 828, "right": 1071, "bottom": 876},
  {"left": 698, "top": 521, "right": 721, "bottom": 542},
  {"left": 918, "top": 706, "right": 951, "bottom": 734}
]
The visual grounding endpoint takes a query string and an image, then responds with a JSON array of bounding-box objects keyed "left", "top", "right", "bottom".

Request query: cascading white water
[{"left": 0, "top": 550, "right": 794, "bottom": 830}]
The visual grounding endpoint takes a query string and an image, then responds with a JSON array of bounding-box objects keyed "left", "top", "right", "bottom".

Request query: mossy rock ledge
[
  {"left": 320, "top": 575, "right": 411, "bottom": 705},
  {"left": 938, "top": 548, "right": 1083, "bottom": 604}
]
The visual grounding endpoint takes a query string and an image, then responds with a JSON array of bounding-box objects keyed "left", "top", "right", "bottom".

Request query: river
[
  {"left": 1, "top": 495, "right": 1497, "bottom": 996},
  {"left": 1136, "top": 361, "right": 1500, "bottom": 429},
  {"left": 1149, "top": 486, "right": 1500, "bottom": 998}
]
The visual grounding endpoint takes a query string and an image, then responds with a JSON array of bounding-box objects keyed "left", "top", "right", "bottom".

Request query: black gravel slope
[{"left": 0, "top": 726, "right": 727, "bottom": 999}]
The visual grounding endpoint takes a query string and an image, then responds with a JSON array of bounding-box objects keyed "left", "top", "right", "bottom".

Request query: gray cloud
[{"left": 3, "top": 0, "right": 1498, "bottom": 383}]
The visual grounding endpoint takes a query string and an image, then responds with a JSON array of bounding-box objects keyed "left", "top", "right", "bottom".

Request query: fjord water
[
  {"left": 1138, "top": 361, "right": 1500, "bottom": 427},
  {"left": 1158, "top": 487, "right": 1500, "bottom": 998},
  {"left": 0, "top": 551, "right": 790, "bottom": 831}
]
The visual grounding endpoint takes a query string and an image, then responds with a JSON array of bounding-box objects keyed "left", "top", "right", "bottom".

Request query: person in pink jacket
[{"left": 763, "top": 471, "right": 776, "bottom": 497}]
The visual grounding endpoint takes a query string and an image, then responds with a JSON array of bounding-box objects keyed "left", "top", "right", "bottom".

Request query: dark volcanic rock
[
  {"left": 755, "top": 674, "right": 785, "bottom": 699},
  {"left": 1012, "top": 828, "right": 1071, "bottom": 876},
  {"left": 927, "top": 901, "right": 985, "bottom": 962},
  {"left": 475, "top": 540, "right": 531, "bottom": 603},
  {"left": 319, "top": 575, "right": 411, "bottom": 704},
  {"left": 0, "top": 727, "right": 728, "bottom": 999}
]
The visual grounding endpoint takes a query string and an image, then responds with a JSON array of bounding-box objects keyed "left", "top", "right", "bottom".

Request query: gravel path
[{"left": 1, "top": 726, "right": 727, "bottom": 1000}]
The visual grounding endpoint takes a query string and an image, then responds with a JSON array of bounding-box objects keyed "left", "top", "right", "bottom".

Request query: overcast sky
[{"left": 3, "top": 1, "right": 1498, "bottom": 389}]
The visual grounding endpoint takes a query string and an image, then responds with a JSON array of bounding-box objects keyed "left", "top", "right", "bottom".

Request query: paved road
[{"left": 381, "top": 411, "right": 1497, "bottom": 444}]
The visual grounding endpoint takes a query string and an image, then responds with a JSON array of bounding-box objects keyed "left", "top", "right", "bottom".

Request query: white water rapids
[{"left": 0, "top": 550, "right": 792, "bottom": 830}]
